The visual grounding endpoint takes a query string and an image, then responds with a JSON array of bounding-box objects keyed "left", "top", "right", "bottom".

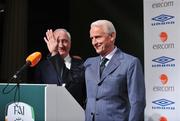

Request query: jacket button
[{"left": 96, "top": 98, "right": 99, "bottom": 101}]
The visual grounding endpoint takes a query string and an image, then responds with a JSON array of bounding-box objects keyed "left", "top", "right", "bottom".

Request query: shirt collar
[
  {"left": 64, "top": 54, "right": 71, "bottom": 63},
  {"left": 101, "top": 46, "right": 117, "bottom": 61}
]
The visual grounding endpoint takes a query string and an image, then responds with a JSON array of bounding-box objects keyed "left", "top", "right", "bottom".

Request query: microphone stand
[
  {"left": 2, "top": 78, "right": 21, "bottom": 102},
  {"left": 2, "top": 61, "right": 31, "bottom": 102},
  {"left": 2, "top": 52, "right": 41, "bottom": 103}
]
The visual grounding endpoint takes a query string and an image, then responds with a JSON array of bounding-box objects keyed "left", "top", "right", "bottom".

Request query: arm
[
  {"left": 48, "top": 54, "right": 86, "bottom": 108},
  {"left": 48, "top": 54, "right": 66, "bottom": 84},
  {"left": 43, "top": 29, "right": 65, "bottom": 84},
  {"left": 127, "top": 58, "right": 146, "bottom": 121},
  {"left": 48, "top": 54, "right": 85, "bottom": 85}
]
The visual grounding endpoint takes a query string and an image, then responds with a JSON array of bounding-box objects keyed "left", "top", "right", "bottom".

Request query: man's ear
[{"left": 110, "top": 32, "right": 116, "bottom": 41}]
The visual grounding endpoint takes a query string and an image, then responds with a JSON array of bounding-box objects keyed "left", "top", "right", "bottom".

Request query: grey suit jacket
[{"left": 84, "top": 48, "right": 145, "bottom": 121}]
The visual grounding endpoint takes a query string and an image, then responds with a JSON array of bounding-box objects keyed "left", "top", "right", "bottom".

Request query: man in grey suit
[{"left": 84, "top": 20, "right": 146, "bottom": 121}]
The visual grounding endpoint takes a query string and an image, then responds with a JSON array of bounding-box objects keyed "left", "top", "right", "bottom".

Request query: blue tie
[{"left": 100, "top": 58, "right": 108, "bottom": 77}]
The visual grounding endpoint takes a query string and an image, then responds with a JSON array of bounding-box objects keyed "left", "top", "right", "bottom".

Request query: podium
[{"left": 0, "top": 84, "right": 85, "bottom": 121}]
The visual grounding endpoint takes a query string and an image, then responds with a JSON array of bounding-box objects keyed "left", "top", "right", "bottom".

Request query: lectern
[{"left": 0, "top": 84, "right": 85, "bottom": 121}]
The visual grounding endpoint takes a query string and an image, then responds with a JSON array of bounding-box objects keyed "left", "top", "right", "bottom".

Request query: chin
[
  {"left": 59, "top": 52, "right": 66, "bottom": 55},
  {"left": 96, "top": 50, "right": 101, "bottom": 54}
]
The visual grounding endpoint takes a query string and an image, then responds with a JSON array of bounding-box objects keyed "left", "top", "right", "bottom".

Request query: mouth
[
  {"left": 58, "top": 48, "right": 66, "bottom": 52},
  {"left": 94, "top": 43, "right": 102, "bottom": 49}
]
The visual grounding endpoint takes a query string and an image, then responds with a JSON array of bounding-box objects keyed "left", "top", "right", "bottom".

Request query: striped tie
[{"left": 100, "top": 58, "right": 108, "bottom": 77}]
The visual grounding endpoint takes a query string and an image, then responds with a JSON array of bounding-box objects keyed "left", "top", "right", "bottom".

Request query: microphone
[{"left": 12, "top": 52, "right": 42, "bottom": 79}]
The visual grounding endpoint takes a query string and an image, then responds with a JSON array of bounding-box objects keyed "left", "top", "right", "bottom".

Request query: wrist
[{"left": 51, "top": 51, "right": 58, "bottom": 56}]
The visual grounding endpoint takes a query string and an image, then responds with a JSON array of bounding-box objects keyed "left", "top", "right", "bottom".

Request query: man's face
[
  {"left": 90, "top": 26, "right": 114, "bottom": 57},
  {"left": 54, "top": 30, "right": 71, "bottom": 58}
]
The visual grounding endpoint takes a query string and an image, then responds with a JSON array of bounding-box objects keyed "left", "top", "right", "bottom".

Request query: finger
[
  {"left": 46, "top": 29, "right": 54, "bottom": 41},
  {"left": 46, "top": 30, "right": 51, "bottom": 40},
  {"left": 44, "top": 37, "right": 48, "bottom": 43},
  {"left": 49, "top": 29, "right": 54, "bottom": 40}
]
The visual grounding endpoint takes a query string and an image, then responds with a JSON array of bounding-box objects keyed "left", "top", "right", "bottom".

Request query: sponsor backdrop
[{"left": 144, "top": 0, "right": 180, "bottom": 120}]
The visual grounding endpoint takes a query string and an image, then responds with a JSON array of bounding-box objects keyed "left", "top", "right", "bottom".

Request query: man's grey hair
[
  {"left": 54, "top": 28, "right": 71, "bottom": 41},
  {"left": 90, "top": 20, "right": 116, "bottom": 34}
]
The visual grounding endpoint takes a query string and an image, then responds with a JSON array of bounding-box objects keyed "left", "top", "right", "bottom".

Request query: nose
[{"left": 57, "top": 39, "right": 63, "bottom": 47}]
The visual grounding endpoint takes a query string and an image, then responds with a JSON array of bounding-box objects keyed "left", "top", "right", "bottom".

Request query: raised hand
[{"left": 44, "top": 29, "right": 58, "bottom": 56}]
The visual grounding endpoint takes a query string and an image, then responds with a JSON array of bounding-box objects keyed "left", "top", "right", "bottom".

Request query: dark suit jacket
[{"left": 35, "top": 54, "right": 86, "bottom": 108}]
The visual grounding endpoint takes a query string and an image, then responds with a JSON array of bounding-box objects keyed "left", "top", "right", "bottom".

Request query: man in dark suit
[
  {"left": 35, "top": 28, "right": 86, "bottom": 108},
  {"left": 84, "top": 20, "right": 146, "bottom": 121}
]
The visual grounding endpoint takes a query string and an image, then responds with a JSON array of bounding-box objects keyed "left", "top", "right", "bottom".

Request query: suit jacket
[
  {"left": 35, "top": 54, "right": 86, "bottom": 108},
  {"left": 84, "top": 48, "right": 145, "bottom": 121}
]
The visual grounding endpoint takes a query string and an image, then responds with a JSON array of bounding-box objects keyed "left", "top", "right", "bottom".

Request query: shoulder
[
  {"left": 123, "top": 52, "right": 138, "bottom": 61},
  {"left": 84, "top": 56, "right": 99, "bottom": 66},
  {"left": 72, "top": 55, "right": 82, "bottom": 60},
  {"left": 71, "top": 55, "right": 84, "bottom": 65},
  {"left": 35, "top": 59, "right": 52, "bottom": 71},
  {"left": 114, "top": 49, "right": 141, "bottom": 68},
  {"left": 122, "top": 53, "right": 142, "bottom": 70},
  {"left": 37, "top": 59, "right": 50, "bottom": 67},
  {"left": 117, "top": 48, "right": 139, "bottom": 62}
]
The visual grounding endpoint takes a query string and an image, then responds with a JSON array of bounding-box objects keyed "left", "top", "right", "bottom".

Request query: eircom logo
[{"left": 159, "top": 116, "right": 168, "bottom": 121}]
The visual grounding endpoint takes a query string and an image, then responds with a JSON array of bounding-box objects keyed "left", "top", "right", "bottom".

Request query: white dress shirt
[
  {"left": 100, "top": 46, "right": 117, "bottom": 66},
  {"left": 64, "top": 54, "right": 72, "bottom": 69}
]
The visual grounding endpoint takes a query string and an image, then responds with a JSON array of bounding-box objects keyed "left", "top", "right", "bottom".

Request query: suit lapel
[
  {"left": 98, "top": 49, "right": 123, "bottom": 84},
  {"left": 91, "top": 57, "right": 101, "bottom": 84}
]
